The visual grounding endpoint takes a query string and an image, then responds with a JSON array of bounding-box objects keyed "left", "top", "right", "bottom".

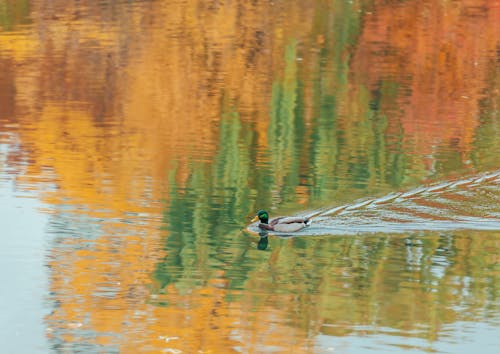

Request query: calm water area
[{"left": 1, "top": 1, "right": 499, "bottom": 353}]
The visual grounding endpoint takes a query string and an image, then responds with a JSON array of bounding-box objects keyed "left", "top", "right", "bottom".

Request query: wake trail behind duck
[{"left": 297, "top": 170, "right": 500, "bottom": 236}]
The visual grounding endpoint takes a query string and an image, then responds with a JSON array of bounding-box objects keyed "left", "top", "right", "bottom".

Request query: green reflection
[
  {"left": 472, "top": 60, "right": 500, "bottom": 170},
  {"left": 155, "top": 0, "right": 500, "bottom": 292},
  {"left": 0, "top": 0, "right": 31, "bottom": 30},
  {"left": 154, "top": 103, "right": 258, "bottom": 291},
  {"left": 152, "top": 0, "right": 500, "bottom": 347},
  {"left": 269, "top": 40, "right": 301, "bottom": 205}
]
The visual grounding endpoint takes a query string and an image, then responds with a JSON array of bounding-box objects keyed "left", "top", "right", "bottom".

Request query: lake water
[{"left": 1, "top": 1, "right": 499, "bottom": 353}]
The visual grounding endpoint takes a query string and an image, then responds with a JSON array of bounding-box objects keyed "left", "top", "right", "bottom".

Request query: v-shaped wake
[{"left": 250, "top": 170, "right": 500, "bottom": 236}]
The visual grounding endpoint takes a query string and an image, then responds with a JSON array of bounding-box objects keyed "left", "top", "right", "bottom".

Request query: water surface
[{"left": 0, "top": 1, "right": 499, "bottom": 353}]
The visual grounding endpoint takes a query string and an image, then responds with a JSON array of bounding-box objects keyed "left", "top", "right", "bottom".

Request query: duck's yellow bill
[{"left": 251, "top": 215, "right": 259, "bottom": 222}]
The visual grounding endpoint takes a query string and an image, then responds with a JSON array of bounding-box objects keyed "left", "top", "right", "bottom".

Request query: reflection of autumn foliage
[
  {"left": 1, "top": 0, "right": 497, "bottom": 207},
  {"left": 0, "top": 0, "right": 499, "bottom": 352},
  {"left": 1, "top": 0, "right": 318, "bottom": 203},
  {"left": 351, "top": 0, "right": 500, "bottom": 165},
  {"left": 1, "top": 1, "right": 318, "bottom": 352},
  {"left": 46, "top": 226, "right": 312, "bottom": 352}
]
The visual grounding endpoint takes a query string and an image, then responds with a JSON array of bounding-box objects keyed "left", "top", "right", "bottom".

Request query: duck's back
[
  {"left": 271, "top": 217, "right": 311, "bottom": 233},
  {"left": 272, "top": 222, "right": 307, "bottom": 233}
]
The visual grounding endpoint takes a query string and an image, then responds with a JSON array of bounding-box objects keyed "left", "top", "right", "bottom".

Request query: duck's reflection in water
[{"left": 257, "top": 231, "right": 268, "bottom": 250}]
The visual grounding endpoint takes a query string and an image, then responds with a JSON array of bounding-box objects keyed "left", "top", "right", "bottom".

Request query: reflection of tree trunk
[{"left": 0, "top": 59, "right": 15, "bottom": 121}]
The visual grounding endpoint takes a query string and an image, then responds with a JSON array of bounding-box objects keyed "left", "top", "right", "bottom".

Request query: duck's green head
[{"left": 251, "top": 210, "right": 269, "bottom": 224}]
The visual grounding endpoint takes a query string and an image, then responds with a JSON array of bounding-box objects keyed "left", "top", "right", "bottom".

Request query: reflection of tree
[
  {"left": 154, "top": 105, "right": 258, "bottom": 291},
  {"left": 158, "top": 173, "right": 500, "bottom": 338},
  {"left": 1, "top": 0, "right": 496, "bottom": 215},
  {"left": 0, "top": 0, "right": 497, "bottom": 351},
  {"left": 252, "top": 231, "right": 498, "bottom": 339},
  {"left": 269, "top": 41, "right": 301, "bottom": 206},
  {"left": 472, "top": 60, "right": 500, "bottom": 170},
  {"left": 0, "top": 0, "right": 31, "bottom": 30},
  {"left": 152, "top": 2, "right": 500, "bottom": 347}
]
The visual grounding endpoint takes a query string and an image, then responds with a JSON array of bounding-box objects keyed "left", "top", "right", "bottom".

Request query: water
[
  {"left": 248, "top": 171, "right": 500, "bottom": 236},
  {"left": 0, "top": 1, "right": 499, "bottom": 353}
]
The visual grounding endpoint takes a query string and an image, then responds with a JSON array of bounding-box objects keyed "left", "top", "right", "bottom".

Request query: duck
[{"left": 251, "top": 210, "right": 311, "bottom": 233}]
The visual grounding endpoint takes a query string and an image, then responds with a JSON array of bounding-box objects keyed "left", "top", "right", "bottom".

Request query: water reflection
[
  {"left": 247, "top": 170, "right": 500, "bottom": 236},
  {"left": 0, "top": 0, "right": 499, "bottom": 353},
  {"left": 257, "top": 232, "right": 269, "bottom": 250}
]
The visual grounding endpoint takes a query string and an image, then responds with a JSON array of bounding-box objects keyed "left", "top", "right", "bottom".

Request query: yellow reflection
[{"left": 0, "top": 0, "right": 498, "bottom": 353}]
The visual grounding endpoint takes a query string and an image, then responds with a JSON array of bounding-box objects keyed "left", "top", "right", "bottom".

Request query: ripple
[{"left": 248, "top": 171, "right": 500, "bottom": 236}]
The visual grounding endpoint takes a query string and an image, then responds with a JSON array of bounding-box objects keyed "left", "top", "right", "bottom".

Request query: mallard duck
[{"left": 251, "top": 210, "right": 311, "bottom": 233}]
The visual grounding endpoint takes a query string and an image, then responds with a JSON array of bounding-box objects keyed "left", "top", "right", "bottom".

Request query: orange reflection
[
  {"left": 351, "top": 0, "right": 500, "bottom": 166},
  {"left": 0, "top": 0, "right": 498, "bottom": 353}
]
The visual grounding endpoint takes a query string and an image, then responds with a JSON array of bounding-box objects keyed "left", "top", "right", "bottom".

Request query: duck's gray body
[{"left": 257, "top": 216, "right": 311, "bottom": 233}]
